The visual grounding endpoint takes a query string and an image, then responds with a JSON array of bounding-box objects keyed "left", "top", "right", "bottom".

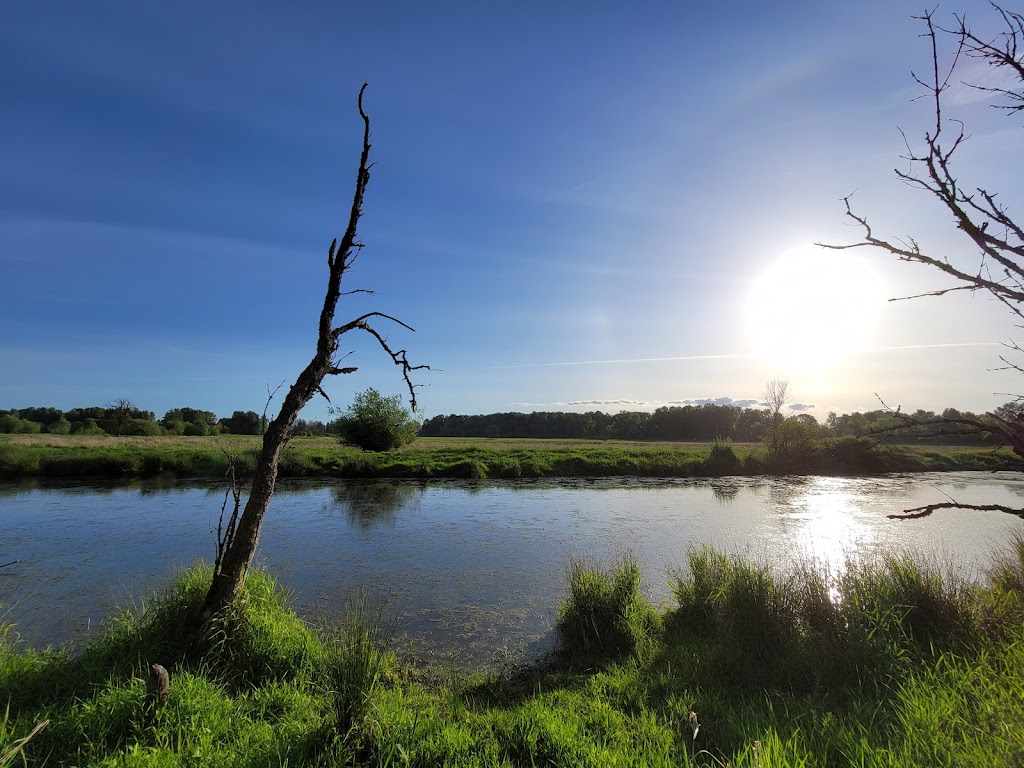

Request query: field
[{"left": 0, "top": 433, "right": 1017, "bottom": 481}]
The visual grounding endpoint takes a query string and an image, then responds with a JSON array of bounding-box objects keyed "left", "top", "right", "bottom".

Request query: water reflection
[
  {"left": 709, "top": 479, "right": 740, "bottom": 504},
  {"left": 329, "top": 482, "right": 424, "bottom": 529},
  {"left": 1, "top": 472, "right": 1023, "bottom": 666},
  {"left": 775, "top": 477, "right": 876, "bottom": 572}
]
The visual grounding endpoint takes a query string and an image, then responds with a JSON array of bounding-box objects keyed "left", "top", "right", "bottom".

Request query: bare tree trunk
[{"left": 201, "top": 84, "right": 427, "bottom": 619}]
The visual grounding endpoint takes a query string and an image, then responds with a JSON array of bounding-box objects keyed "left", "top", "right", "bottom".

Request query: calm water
[{"left": 2, "top": 472, "right": 1023, "bottom": 666}]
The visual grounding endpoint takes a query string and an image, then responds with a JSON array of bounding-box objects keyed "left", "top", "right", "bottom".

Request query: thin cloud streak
[
  {"left": 491, "top": 342, "right": 999, "bottom": 370},
  {"left": 492, "top": 353, "right": 753, "bottom": 369}
]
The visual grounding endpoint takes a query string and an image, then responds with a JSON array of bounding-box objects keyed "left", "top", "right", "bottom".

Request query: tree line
[
  {"left": 2, "top": 400, "right": 1009, "bottom": 445},
  {"left": 0, "top": 402, "right": 329, "bottom": 438},
  {"left": 420, "top": 402, "right": 1007, "bottom": 444}
]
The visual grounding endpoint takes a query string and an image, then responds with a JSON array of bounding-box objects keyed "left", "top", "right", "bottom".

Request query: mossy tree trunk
[{"left": 202, "top": 84, "right": 426, "bottom": 618}]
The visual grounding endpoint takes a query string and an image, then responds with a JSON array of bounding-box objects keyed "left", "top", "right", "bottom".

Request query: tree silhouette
[
  {"left": 202, "top": 84, "right": 428, "bottom": 617},
  {"left": 820, "top": 4, "right": 1024, "bottom": 518}
]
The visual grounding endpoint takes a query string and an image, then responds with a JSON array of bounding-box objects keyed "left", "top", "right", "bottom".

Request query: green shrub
[
  {"left": 47, "top": 418, "right": 72, "bottom": 435},
  {"left": 704, "top": 438, "right": 740, "bottom": 475},
  {"left": 331, "top": 388, "right": 420, "bottom": 452},
  {"left": 557, "top": 556, "right": 661, "bottom": 661}
]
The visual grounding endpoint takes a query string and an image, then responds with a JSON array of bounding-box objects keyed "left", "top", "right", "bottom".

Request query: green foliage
[
  {"left": 71, "top": 418, "right": 105, "bottom": 435},
  {"left": 766, "top": 416, "right": 820, "bottom": 471},
  {"left": 322, "top": 595, "right": 393, "bottom": 733},
  {"left": 0, "top": 416, "right": 38, "bottom": 434},
  {"left": 46, "top": 418, "right": 71, "bottom": 435},
  {"left": 2, "top": 543, "right": 1024, "bottom": 766},
  {"left": 705, "top": 438, "right": 741, "bottom": 474},
  {"left": 557, "top": 556, "right": 662, "bottom": 662},
  {"left": 0, "top": 435, "right": 1014, "bottom": 481},
  {"left": 221, "top": 410, "right": 262, "bottom": 435},
  {"left": 331, "top": 388, "right": 420, "bottom": 452}
]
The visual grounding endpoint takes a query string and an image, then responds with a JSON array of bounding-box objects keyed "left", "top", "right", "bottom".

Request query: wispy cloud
[
  {"left": 511, "top": 399, "right": 659, "bottom": 409},
  {"left": 788, "top": 402, "right": 816, "bottom": 412},
  {"left": 492, "top": 342, "right": 1000, "bottom": 370},
  {"left": 493, "top": 353, "right": 752, "bottom": 369},
  {"left": 510, "top": 395, "right": 766, "bottom": 411}
]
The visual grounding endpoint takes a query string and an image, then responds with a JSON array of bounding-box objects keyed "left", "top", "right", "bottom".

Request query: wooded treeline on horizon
[{"left": 2, "top": 401, "right": 1003, "bottom": 445}]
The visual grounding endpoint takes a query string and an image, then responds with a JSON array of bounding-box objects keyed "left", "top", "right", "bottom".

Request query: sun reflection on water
[{"left": 775, "top": 477, "right": 879, "bottom": 582}]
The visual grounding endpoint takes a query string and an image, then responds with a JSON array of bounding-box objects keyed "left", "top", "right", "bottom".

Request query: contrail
[
  {"left": 492, "top": 353, "right": 754, "bottom": 369},
  {"left": 491, "top": 342, "right": 999, "bottom": 370},
  {"left": 862, "top": 341, "right": 1000, "bottom": 352}
]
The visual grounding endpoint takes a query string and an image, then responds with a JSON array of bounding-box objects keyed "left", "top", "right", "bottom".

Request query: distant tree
[
  {"left": 48, "top": 418, "right": 72, "bottom": 435},
  {"left": 771, "top": 417, "right": 821, "bottom": 471},
  {"left": 66, "top": 407, "right": 106, "bottom": 425},
  {"left": 291, "top": 418, "right": 327, "bottom": 437},
  {"left": 221, "top": 410, "right": 262, "bottom": 435},
  {"left": 0, "top": 414, "right": 23, "bottom": 433},
  {"left": 124, "top": 418, "right": 162, "bottom": 436},
  {"left": 762, "top": 380, "right": 790, "bottom": 458},
  {"left": 820, "top": 4, "right": 1024, "bottom": 518},
  {"left": 162, "top": 408, "right": 218, "bottom": 434},
  {"left": 72, "top": 418, "right": 105, "bottom": 435},
  {"left": 332, "top": 388, "right": 420, "bottom": 452},
  {"left": 611, "top": 411, "right": 651, "bottom": 440},
  {"left": 18, "top": 407, "right": 63, "bottom": 427},
  {"left": 106, "top": 398, "right": 136, "bottom": 436}
]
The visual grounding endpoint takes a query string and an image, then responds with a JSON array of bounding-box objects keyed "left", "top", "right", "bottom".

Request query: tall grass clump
[
  {"left": 556, "top": 555, "right": 661, "bottom": 662},
  {"left": 840, "top": 553, "right": 979, "bottom": 649},
  {"left": 669, "top": 545, "right": 1006, "bottom": 695},
  {"left": 321, "top": 595, "right": 393, "bottom": 734},
  {"left": 671, "top": 547, "right": 804, "bottom": 673},
  {"left": 202, "top": 570, "right": 324, "bottom": 690}
]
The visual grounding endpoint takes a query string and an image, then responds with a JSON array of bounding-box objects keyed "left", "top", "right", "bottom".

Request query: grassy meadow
[
  {"left": 0, "top": 433, "right": 1017, "bottom": 481},
  {"left": 3, "top": 541, "right": 1024, "bottom": 766}
]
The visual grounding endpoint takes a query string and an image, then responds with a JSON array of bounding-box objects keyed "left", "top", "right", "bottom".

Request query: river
[{"left": 1, "top": 472, "right": 1022, "bottom": 666}]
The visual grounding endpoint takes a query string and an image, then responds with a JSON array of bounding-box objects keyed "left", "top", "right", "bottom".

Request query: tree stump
[{"left": 145, "top": 663, "right": 169, "bottom": 712}]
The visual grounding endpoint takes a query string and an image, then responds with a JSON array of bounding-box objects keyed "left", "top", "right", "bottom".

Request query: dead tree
[
  {"left": 819, "top": 5, "right": 1024, "bottom": 518},
  {"left": 202, "top": 84, "right": 427, "bottom": 617},
  {"left": 762, "top": 379, "right": 790, "bottom": 459}
]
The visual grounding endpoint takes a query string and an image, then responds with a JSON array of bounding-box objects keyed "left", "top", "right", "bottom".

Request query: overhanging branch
[{"left": 890, "top": 501, "right": 1024, "bottom": 520}]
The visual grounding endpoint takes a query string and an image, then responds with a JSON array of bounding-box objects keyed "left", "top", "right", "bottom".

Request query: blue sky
[{"left": 1, "top": 1, "right": 1018, "bottom": 423}]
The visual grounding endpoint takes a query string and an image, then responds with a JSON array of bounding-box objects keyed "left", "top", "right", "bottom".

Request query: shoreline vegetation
[
  {"left": 3, "top": 543, "right": 1023, "bottom": 765},
  {"left": 0, "top": 433, "right": 1018, "bottom": 482}
]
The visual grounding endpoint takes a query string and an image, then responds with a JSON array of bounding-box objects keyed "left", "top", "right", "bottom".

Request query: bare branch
[
  {"left": 331, "top": 311, "right": 416, "bottom": 340},
  {"left": 889, "top": 501, "right": 1024, "bottom": 520}
]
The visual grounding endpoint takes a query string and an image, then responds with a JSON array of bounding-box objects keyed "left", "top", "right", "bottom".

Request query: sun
[{"left": 743, "top": 245, "right": 886, "bottom": 372}]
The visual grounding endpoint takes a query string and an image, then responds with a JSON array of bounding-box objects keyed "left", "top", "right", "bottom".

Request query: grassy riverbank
[
  {"left": 0, "top": 434, "right": 1017, "bottom": 480},
  {"left": 3, "top": 542, "right": 1024, "bottom": 766}
]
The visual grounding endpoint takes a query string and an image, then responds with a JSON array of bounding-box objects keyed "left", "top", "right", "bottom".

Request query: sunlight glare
[{"left": 743, "top": 246, "right": 886, "bottom": 372}]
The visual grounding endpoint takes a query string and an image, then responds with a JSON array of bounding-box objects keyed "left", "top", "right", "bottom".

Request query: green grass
[
  {"left": 1, "top": 434, "right": 1017, "bottom": 480},
  {"left": 3, "top": 540, "right": 1024, "bottom": 766}
]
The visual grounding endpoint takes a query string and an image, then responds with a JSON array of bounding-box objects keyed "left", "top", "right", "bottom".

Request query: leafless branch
[
  {"left": 213, "top": 456, "right": 243, "bottom": 576},
  {"left": 889, "top": 501, "right": 1024, "bottom": 519},
  {"left": 817, "top": 4, "right": 1024, "bottom": 472}
]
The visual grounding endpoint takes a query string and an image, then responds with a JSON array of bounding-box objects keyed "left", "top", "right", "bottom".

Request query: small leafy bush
[
  {"left": 331, "top": 388, "right": 420, "bottom": 452},
  {"left": 704, "top": 438, "right": 740, "bottom": 475}
]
